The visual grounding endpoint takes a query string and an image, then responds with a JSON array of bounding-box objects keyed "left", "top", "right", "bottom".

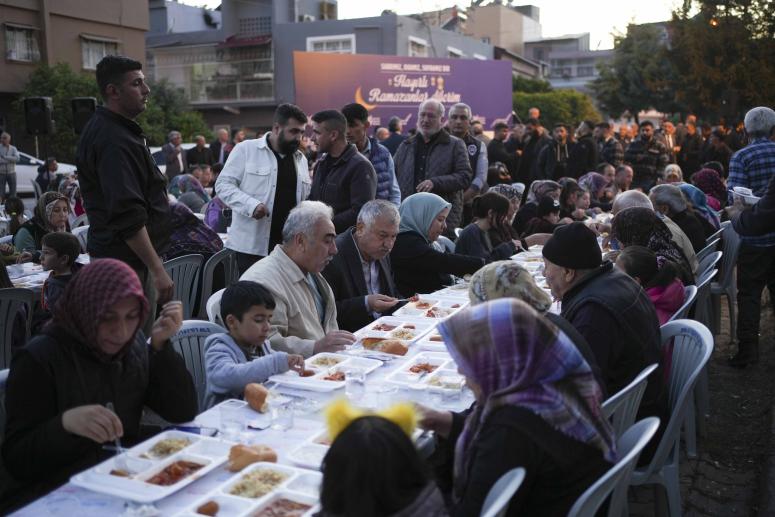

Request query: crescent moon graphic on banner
[{"left": 354, "top": 87, "right": 377, "bottom": 110}]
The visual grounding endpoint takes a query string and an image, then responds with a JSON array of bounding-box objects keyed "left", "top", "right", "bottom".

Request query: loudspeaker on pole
[{"left": 23, "top": 97, "right": 55, "bottom": 135}]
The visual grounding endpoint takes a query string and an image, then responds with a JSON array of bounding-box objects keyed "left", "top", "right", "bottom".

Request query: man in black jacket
[
  {"left": 624, "top": 121, "right": 669, "bottom": 192},
  {"left": 568, "top": 120, "right": 599, "bottom": 179},
  {"left": 322, "top": 200, "right": 402, "bottom": 331},
  {"left": 186, "top": 134, "right": 214, "bottom": 168},
  {"left": 536, "top": 123, "right": 571, "bottom": 180},
  {"left": 76, "top": 56, "right": 174, "bottom": 327},
  {"left": 518, "top": 117, "right": 552, "bottom": 187},
  {"left": 542, "top": 222, "right": 663, "bottom": 399},
  {"left": 309, "top": 110, "right": 377, "bottom": 234}
]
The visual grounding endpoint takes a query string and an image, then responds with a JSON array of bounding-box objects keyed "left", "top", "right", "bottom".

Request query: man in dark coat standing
[{"left": 322, "top": 200, "right": 402, "bottom": 332}]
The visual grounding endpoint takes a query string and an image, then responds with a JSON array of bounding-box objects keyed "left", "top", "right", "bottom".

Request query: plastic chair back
[
  {"left": 694, "top": 269, "right": 718, "bottom": 327},
  {"left": 697, "top": 251, "right": 722, "bottom": 280},
  {"left": 602, "top": 363, "right": 658, "bottom": 439},
  {"left": 198, "top": 248, "right": 239, "bottom": 319},
  {"left": 71, "top": 213, "right": 89, "bottom": 228},
  {"left": 436, "top": 235, "right": 456, "bottom": 253},
  {"left": 705, "top": 226, "right": 723, "bottom": 246},
  {"left": 636, "top": 321, "right": 713, "bottom": 480},
  {"left": 480, "top": 467, "right": 526, "bottom": 517},
  {"left": 713, "top": 221, "right": 741, "bottom": 291},
  {"left": 0, "top": 288, "right": 35, "bottom": 370},
  {"left": 163, "top": 254, "right": 204, "bottom": 319},
  {"left": 0, "top": 235, "right": 12, "bottom": 245},
  {"left": 454, "top": 227, "right": 462, "bottom": 238},
  {"left": 696, "top": 238, "right": 720, "bottom": 263},
  {"left": 170, "top": 320, "right": 225, "bottom": 411},
  {"left": 667, "top": 285, "right": 697, "bottom": 322},
  {"left": 71, "top": 225, "right": 89, "bottom": 253},
  {"left": 206, "top": 288, "right": 226, "bottom": 327},
  {"left": 568, "top": 417, "right": 661, "bottom": 517}
]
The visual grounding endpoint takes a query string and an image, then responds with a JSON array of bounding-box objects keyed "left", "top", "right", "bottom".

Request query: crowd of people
[{"left": 2, "top": 53, "right": 775, "bottom": 516}]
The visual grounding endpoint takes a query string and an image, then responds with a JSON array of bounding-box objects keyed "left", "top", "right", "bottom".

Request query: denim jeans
[
  {"left": 0, "top": 172, "right": 16, "bottom": 199},
  {"left": 736, "top": 243, "right": 775, "bottom": 346}
]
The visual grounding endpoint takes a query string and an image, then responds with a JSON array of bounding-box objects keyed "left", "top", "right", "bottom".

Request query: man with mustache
[
  {"left": 322, "top": 200, "right": 402, "bottom": 332},
  {"left": 216, "top": 104, "right": 312, "bottom": 274}
]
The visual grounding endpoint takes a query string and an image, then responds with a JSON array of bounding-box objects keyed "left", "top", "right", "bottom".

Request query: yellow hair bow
[{"left": 323, "top": 398, "right": 417, "bottom": 443}]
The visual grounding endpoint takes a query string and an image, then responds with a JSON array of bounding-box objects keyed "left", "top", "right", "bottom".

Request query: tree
[
  {"left": 13, "top": 63, "right": 211, "bottom": 162},
  {"left": 513, "top": 75, "right": 552, "bottom": 93},
  {"left": 590, "top": 24, "right": 682, "bottom": 120},
  {"left": 513, "top": 89, "right": 601, "bottom": 129},
  {"left": 668, "top": 0, "right": 775, "bottom": 120}
]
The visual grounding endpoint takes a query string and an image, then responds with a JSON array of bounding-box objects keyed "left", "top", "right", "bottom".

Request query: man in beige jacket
[{"left": 240, "top": 201, "right": 356, "bottom": 357}]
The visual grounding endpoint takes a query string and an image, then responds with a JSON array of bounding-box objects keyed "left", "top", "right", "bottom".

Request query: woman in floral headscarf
[
  {"left": 691, "top": 168, "right": 727, "bottom": 210},
  {"left": 13, "top": 191, "right": 70, "bottom": 254},
  {"left": 418, "top": 298, "right": 615, "bottom": 516},
  {"left": 679, "top": 182, "right": 720, "bottom": 231},
  {"left": 1, "top": 259, "right": 197, "bottom": 510},
  {"left": 612, "top": 206, "right": 694, "bottom": 285},
  {"left": 169, "top": 173, "right": 211, "bottom": 213}
]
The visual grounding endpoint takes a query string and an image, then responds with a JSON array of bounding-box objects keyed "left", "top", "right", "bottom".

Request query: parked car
[
  {"left": 149, "top": 143, "right": 206, "bottom": 176},
  {"left": 15, "top": 152, "right": 77, "bottom": 195}
]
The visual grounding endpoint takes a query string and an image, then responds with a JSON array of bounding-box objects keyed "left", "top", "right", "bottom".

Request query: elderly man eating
[{"left": 240, "top": 201, "right": 356, "bottom": 357}]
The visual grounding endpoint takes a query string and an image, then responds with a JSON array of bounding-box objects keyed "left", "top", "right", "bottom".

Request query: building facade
[
  {"left": 524, "top": 33, "right": 613, "bottom": 94},
  {"left": 0, "top": 0, "right": 149, "bottom": 144}
]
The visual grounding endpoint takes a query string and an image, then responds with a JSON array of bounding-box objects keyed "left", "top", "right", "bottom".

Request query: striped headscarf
[
  {"left": 52, "top": 258, "right": 149, "bottom": 362},
  {"left": 438, "top": 299, "right": 616, "bottom": 496}
]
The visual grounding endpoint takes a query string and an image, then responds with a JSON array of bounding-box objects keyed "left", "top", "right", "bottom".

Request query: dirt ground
[{"left": 631, "top": 293, "right": 775, "bottom": 516}]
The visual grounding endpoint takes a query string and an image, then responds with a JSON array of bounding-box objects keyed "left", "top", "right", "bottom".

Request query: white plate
[
  {"left": 70, "top": 430, "right": 231, "bottom": 503},
  {"left": 384, "top": 352, "right": 454, "bottom": 388},
  {"left": 415, "top": 330, "right": 448, "bottom": 352},
  {"left": 392, "top": 297, "right": 467, "bottom": 320},
  {"left": 180, "top": 463, "right": 321, "bottom": 517},
  {"left": 268, "top": 353, "right": 382, "bottom": 392},
  {"left": 354, "top": 316, "right": 436, "bottom": 343}
]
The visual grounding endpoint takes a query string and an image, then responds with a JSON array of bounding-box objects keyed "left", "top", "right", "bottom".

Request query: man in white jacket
[{"left": 215, "top": 104, "right": 311, "bottom": 274}]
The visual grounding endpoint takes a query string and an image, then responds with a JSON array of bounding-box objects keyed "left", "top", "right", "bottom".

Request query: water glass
[
  {"left": 344, "top": 368, "right": 366, "bottom": 402},
  {"left": 218, "top": 405, "right": 243, "bottom": 441},
  {"left": 270, "top": 399, "right": 295, "bottom": 431}
]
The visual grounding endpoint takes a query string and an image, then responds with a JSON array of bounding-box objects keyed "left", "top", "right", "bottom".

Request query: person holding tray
[{"left": 1, "top": 259, "right": 198, "bottom": 512}]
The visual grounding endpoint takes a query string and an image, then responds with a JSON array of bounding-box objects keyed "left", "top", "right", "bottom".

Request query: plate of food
[
  {"left": 70, "top": 430, "right": 231, "bottom": 503},
  {"left": 179, "top": 463, "right": 322, "bottom": 517},
  {"left": 354, "top": 316, "right": 436, "bottom": 343},
  {"left": 268, "top": 353, "right": 382, "bottom": 392},
  {"left": 414, "top": 330, "right": 448, "bottom": 352},
  {"left": 384, "top": 352, "right": 455, "bottom": 387},
  {"left": 392, "top": 297, "right": 467, "bottom": 320}
]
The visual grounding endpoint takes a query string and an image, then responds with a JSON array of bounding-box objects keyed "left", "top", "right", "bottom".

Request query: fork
[{"left": 106, "top": 402, "right": 133, "bottom": 475}]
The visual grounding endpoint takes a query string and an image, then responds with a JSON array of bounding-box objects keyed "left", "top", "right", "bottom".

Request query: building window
[
  {"left": 81, "top": 37, "right": 119, "bottom": 70},
  {"left": 577, "top": 66, "right": 594, "bottom": 77},
  {"left": 447, "top": 46, "right": 464, "bottom": 58},
  {"left": 4, "top": 25, "right": 40, "bottom": 62},
  {"left": 306, "top": 34, "right": 355, "bottom": 54},
  {"left": 408, "top": 36, "right": 428, "bottom": 58},
  {"left": 239, "top": 17, "right": 271, "bottom": 36}
]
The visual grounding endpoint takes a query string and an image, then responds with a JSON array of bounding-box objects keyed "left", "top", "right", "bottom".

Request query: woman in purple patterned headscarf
[
  {"left": 578, "top": 172, "right": 609, "bottom": 203},
  {"left": 419, "top": 298, "right": 615, "bottom": 516},
  {"left": 691, "top": 168, "right": 727, "bottom": 210}
]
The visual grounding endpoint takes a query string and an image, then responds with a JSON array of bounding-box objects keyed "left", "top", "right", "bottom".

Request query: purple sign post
[{"left": 293, "top": 51, "right": 513, "bottom": 129}]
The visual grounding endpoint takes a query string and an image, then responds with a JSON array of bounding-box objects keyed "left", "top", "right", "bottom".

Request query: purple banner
[{"left": 293, "top": 51, "right": 513, "bottom": 129}]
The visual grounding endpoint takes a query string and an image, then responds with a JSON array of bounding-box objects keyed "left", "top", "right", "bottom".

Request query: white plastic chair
[
  {"left": 693, "top": 266, "right": 718, "bottom": 328},
  {"left": 70, "top": 213, "right": 89, "bottom": 228},
  {"left": 602, "top": 363, "right": 658, "bottom": 439},
  {"left": 696, "top": 250, "right": 722, "bottom": 283},
  {"left": 628, "top": 320, "right": 713, "bottom": 517},
  {"left": 710, "top": 221, "right": 741, "bottom": 337},
  {"left": 31, "top": 180, "right": 42, "bottom": 202},
  {"left": 163, "top": 254, "right": 205, "bottom": 319},
  {"left": 71, "top": 225, "right": 89, "bottom": 253},
  {"left": 696, "top": 238, "right": 720, "bottom": 263},
  {"left": 0, "top": 235, "right": 12, "bottom": 245},
  {"left": 567, "top": 417, "right": 661, "bottom": 517},
  {"left": 206, "top": 288, "right": 226, "bottom": 327},
  {"left": 170, "top": 320, "right": 225, "bottom": 411},
  {"left": 480, "top": 467, "right": 526, "bottom": 517},
  {"left": 705, "top": 226, "right": 723, "bottom": 246},
  {"left": 667, "top": 285, "right": 697, "bottom": 323},
  {"left": 198, "top": 248, "right": 239, "bottom": 319}
]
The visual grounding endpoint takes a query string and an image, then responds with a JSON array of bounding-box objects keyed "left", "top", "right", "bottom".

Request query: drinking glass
[
  {"left": 218, "top": 404, "right": 243, "bottom": 441},
  {"left": 344, "top": 368, "right": 366, "bottom": 402},
  {"left": 270, "top": 398, "right": 294, "bottom": 431}
]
